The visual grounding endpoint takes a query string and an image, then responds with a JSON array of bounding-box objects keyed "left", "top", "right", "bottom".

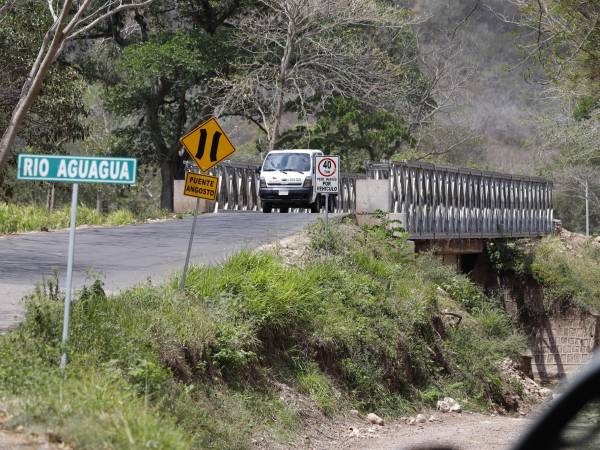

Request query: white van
[{"left": 259, "top": 149, "right": 323, "bottom": 213}]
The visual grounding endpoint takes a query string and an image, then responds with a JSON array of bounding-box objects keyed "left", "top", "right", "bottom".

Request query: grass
[
  {"left": 0, "top": 202, "right": 173, "bottom": 233},
  {"left": 0, "top": 219, "right": 526, "bottom": 448},
  {"left": 487, "top": 237, "right": 600, "bottom": 313}
]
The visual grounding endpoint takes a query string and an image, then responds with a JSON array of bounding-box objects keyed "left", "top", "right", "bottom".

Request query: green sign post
[{"left": 17, "top": 154, "right": 137, "bottom": 369}]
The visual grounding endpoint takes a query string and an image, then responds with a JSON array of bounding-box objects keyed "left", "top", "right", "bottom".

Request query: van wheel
[
  {"left": 310, "top": 197, "right": 320, "bottom": 213},
  {"left": 279, "top": 207, "right": 289, "bottom": 213},
  {"left": 262, "top": 203, "right": 272, "bottom": 213}
]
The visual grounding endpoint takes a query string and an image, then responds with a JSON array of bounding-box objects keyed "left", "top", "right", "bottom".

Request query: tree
[
  {"left": 539, "top": 116, "right": 600, "bottom": 234},
  {"left": 278, "top": 97, "right": 412, "bottom": 172},
  {"left": 106, "top": 29, "right": 231, "bottom": 209},
  {"left": 99, "top": 0, "right": 247, "bottom": 210},
  {"left": 0, "top": 1, "right": 87, "bottom": 151},
  {"left": 0, "top": 1, "right": 88, "bottom": 204},
  {"left": 553, "top": 166, "right": 600, "bottom": 236},
  {"left": 511, "top": 0, "right": 600, "bottom": 104},
  {"left": 0, "top": 0, "right": 154, "bottom": 169},
  {"left": 217, "top": 0, "right": 417, "bottom": 151},
  {"left": 510, "top": 2, "right": 600, "bottom": 232}
]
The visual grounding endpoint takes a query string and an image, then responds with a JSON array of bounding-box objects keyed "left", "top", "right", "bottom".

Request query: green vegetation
[
  {"left": 0, "top": 202, "right": 147, "bottom": 233},
  {"left": 487, "top": 236, "right": 600, "bottom": 314},
  {"left": 530, "top": 238, "right": 600, "bottom": 313},
  {"left": 0, "top": 221, "right": 525, "bottom": 448}
]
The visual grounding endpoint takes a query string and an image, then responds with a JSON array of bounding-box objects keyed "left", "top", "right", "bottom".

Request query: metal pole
[
  {"left": 60, "top": 183, "right": 79, "bottom": 369},
  {"left": 585, "top": 179, "right": 590, "bottom": 237},
  {"left": 180, "top": 198, "right": 201, "bottom": 291},
  {"left": 324, "top": 194, "right": 329, "bottom": 237}
]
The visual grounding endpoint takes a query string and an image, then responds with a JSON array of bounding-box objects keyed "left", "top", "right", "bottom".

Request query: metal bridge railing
[
  {"left": 366, "top": 160, "right": 554, "bottom": 239},
  {"left": 184, "top": 160, "right": 362, "bottom": 213},
  {"left": 186, "top": 159, "right": 553, "bottom": 239}
]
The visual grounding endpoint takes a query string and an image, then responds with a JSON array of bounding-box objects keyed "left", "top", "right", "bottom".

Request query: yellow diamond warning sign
[
  {"left": 183, "top": 172, "right": 219, "bottom": 201},
  {"left": 180, "top": 117, "right": 236, "bottom": 172}
]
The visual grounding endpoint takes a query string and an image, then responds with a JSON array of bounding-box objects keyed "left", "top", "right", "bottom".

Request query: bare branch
[
  {"left": 66, "top": 0, "right": 155, "bottom": 39},
  {"left": 47, "top": 0, "right": 58, "bottom": 21}
]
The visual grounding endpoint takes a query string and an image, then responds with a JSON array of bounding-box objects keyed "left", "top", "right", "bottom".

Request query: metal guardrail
[
  {"left": 366, "top": 160, "right": 554, "bottom": 239},
  {"left": 186, "top": 160, "right": 363, "bottom": 213}
]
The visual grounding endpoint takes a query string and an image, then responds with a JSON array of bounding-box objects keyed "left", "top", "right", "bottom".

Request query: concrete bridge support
[{"left": 414, "top": 239, "right": 485, "bottom": 268}]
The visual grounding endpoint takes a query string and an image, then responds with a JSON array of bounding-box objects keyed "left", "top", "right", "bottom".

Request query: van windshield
[{"left": 263, "top": 153, "right": 311, "bottom": 172}]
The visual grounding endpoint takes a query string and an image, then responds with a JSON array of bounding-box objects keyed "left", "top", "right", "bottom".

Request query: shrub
[
  {"left": 0, "top": 202, "right": 157, "bottom": 233},
  {"left": 107, "top": 209, "right": 137, "bottom": 225}
]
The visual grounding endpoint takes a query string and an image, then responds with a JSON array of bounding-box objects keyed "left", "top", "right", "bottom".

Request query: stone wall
[
  {"left": 470, "top": 265, "right": 600, "bottom": 381},
  {"left": 529, "top": 314, "right": 599, "bottom": 380}
]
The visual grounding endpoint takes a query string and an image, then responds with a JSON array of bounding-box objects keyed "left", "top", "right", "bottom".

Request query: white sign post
[{"left": 315, "top": 156, "right": 340, "bottom": 237}]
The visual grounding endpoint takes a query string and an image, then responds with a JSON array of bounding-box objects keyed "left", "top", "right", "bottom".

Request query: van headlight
[
  {"left": 303, "top": 177, "right": 312, "bottom": 188},
  {"left": 260, "top": 176, "right": 266, "bottom": 188}
]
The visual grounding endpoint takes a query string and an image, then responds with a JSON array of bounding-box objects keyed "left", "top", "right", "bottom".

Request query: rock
[
  {"left": 428, "top": 415, "right": 438, "bottom": 422},
  {"left": 446, "top": 397, "right": 462, "bottom": 413},
  {"left": 437, "top": 397, "right": 462, "bottom": 413},
  {"left": 367, "top": 412, "right": 385, "bottom": 426},
  {"left": 349, "top": 409, "right": 360, "bottom": 417},
  {"left": 539, "top": 388, "right": 553, "bottom": 398},
  {"left": 437, "top": 399, "right": 450, "bottom": 413},
  {"left": 349, "top": 427, "right": 361, "bottom": 437},
  {"left": 416, "top": 413, "right": 427, "bottom": 423},
  {"left": 408, "top": 417, "right": 416, "bottom": 425},
  {"left": 450, "top": 404, "right": 462, "bottom": 413}
]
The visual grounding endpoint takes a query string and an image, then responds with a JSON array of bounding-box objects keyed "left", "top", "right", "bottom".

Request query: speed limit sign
[{"left": 315, "top": 156, "right": 339, "bottom": 194}]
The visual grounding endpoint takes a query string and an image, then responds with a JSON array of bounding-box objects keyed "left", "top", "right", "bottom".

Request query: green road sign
[{"left": 17, "top": 154, "right": 137, "bottom": 185}]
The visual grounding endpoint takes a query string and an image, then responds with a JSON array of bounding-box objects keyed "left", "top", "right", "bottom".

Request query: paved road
[{"left": 0, "top": 212, "right": 318, "bottom": 331}]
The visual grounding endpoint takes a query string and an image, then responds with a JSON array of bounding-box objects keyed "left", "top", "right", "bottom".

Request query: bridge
[
  {"left": 203, "top": 159, "right": 554, "bottom": 241},
  {"left": 366, "top": 161, "right": 554, "bottom": 239}
]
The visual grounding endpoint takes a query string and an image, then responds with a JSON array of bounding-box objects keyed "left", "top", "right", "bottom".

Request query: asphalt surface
[{"left": 0, "top": 212, "right": 319, "bottom": 332}]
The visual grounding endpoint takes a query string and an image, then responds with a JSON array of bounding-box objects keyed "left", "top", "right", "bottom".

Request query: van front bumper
[{"left": 259, "top": 187, "right": 313, "bottom": 205}]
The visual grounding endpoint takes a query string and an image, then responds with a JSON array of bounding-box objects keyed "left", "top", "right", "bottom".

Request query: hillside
[
  {"left": 409, "top": 0, "right": 557, "bottom": 173},
  {"left": 0, "top": 219, "right": 529, "bottom": 449}
]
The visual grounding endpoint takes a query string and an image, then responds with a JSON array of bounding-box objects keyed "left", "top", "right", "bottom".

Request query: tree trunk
[
  {"left": 160, "top": 159, "right": 178, "bottom": 211},
  {"left": 269, "top": 17, "right": 295, "bottom": 151},
  {"left": 270, "top": 84, "right": 286, "bottom": 151},
  {"left": 96, "top": 189, "right": 102, "bottom": 213},
  {"left": 0, "top": 1, "right": 73, "bottom": 168},
  {"left": 46, "top": 184, "right": 56, "bottom": 211}
]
